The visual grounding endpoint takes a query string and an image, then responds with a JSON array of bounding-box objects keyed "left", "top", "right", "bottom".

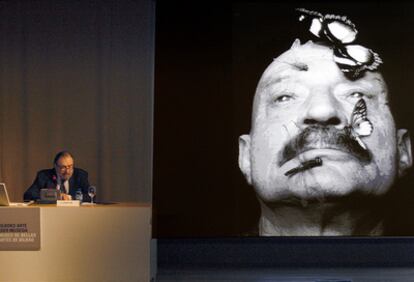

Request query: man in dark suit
[{"left": 24, "top": 151, "right": 91, "bottom": 201}]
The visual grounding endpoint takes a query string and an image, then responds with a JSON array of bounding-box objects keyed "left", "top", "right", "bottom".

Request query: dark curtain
[{"left": 0, "top": 0, "right": 154, "bottom": 202}]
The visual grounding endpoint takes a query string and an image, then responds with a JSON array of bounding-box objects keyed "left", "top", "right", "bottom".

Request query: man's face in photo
[{"left": 239, "top": 41, "right": 412, "bottom": 205}]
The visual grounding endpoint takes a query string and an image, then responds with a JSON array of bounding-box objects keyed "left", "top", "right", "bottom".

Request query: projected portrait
[
  {"left": 153, "top": 2, "right": 414, "bottom": 238},
  {"left": 238, "top": 9, "right": 413, "bottom": 236}
]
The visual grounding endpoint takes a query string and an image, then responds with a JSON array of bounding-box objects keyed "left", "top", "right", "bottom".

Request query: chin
[
  {"left": 257, "top": 174, "right": 373, "bottom": 204},
  {"left": 293, "top": 181, "right": 360, "bottom": 201},
  {"left": 297, "top": 168, "right": 373, "bottom": 197},
  {"left": 267, "top": 184, "right": 368, "bottom": 204}
]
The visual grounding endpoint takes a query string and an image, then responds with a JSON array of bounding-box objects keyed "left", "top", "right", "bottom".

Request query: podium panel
[{"left": 0, "top": 203, "right": 151, "bottom": 282}]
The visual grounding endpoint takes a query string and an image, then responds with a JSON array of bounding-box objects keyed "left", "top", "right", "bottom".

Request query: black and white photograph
[{"left": 153, "top": 1, "right": 414, "bottom": 237}]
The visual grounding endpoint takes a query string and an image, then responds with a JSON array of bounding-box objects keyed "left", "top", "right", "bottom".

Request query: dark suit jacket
[{"left": 23, "top": 168, "right": 91, "bottom": 201}]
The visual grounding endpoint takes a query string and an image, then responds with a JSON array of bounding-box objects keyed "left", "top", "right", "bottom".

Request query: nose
[{"left": 299, "top": 90, "right": 347, "bottom": 129}]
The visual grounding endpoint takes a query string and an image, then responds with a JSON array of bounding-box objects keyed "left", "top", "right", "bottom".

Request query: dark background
[
  {"left": 153, "top": 1, "right": 414, "bottom": 237},
  {"left": 0, "top": 0, "right": 153, "bottom": 204}
]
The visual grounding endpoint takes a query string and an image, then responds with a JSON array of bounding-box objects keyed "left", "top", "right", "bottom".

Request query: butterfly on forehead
[
  {"left": 347, "top": 98, "right": 373, "bottom": 150},
  {"left": 296, "top": 8, "right": 382, "bottom": 79}
]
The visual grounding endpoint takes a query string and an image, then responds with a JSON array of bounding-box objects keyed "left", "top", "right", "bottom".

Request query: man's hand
[{"left": 60, "top": 193, "right": 72, "bottom": 201}]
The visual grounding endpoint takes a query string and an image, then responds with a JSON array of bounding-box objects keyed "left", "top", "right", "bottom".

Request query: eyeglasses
[{"left": 56, "top": 164, "right": 73, "bottom": 171}]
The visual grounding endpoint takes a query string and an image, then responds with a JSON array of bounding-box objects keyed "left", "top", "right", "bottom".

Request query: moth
[
  {"left": 296, "top": 8, "right": 382, "bottom": 78},
  {"left": 348, "top": 98, "right": 373, "bottom": 150},
  {"left": 297, "top": 8, "right": 358, "bottom": 45}
]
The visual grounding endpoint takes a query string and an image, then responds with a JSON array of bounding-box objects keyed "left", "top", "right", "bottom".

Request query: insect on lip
[{"left": 285, "top": 157, "right": 323, "bottom": 177}]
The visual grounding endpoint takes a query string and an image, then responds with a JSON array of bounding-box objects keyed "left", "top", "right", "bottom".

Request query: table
[{"left": 0, "top": 203, "right": 151, "bottom": 282}]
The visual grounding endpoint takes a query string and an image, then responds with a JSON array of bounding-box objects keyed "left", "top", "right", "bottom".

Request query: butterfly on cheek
[{"left": 347, "top": 98, "right": 374, "bottom": 150}]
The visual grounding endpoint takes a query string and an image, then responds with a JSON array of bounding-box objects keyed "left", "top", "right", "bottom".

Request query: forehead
[
  {"left": 255, "top": 41, "right": 387, "bottom": 99},
  {"left": 57, "top": 155, "right": 73, "bottom": 164}
]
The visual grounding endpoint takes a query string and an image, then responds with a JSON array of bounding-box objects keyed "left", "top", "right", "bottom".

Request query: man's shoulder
[
  {"left": 74, "top": 168, "right": 88, "bottom": 177},
  {"left": 37, "top": 169, "right": 55, "bottom": 177}
]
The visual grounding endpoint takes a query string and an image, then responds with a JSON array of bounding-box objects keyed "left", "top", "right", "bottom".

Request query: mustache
[{"left": 279, "top": 125, "right": 371, "bottom": 166}]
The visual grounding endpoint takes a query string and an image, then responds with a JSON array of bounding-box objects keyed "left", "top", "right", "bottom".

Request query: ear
[
  {"left": 397, "top": 129, "right": 412, "bottom": 177},
  {"left": 238, "top": 134, "right": 252, "bottom": 185}
]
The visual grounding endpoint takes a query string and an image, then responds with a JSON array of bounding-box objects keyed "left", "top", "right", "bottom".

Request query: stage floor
[{"left": 156, "top": 267, "right": 414, "bottom": 281}]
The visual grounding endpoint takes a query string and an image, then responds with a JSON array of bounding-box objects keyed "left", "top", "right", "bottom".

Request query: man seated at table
[{"left": 24, "top": 151, "right": 91, "bottom": 201}]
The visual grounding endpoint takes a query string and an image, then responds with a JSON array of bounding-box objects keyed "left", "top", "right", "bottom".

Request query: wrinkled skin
[{"left": 239, "top": 41, "right": 412, "bottom": 207}]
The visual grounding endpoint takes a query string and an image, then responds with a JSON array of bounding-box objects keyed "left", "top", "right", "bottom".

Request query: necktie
[{"left": 60, "top": 181, "right": 66, "bottom": 194}]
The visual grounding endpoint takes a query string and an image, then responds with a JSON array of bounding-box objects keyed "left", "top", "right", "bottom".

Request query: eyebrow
[
  {"left": 277, "top": 59, "right": 309, "bottom": 71},
  {"left": 351, "top": 77, "right": 387, "bottom": 92},
  {"left": 261, "top": 76, "right": 290, "bottom": 90},
  {"left": 263, "top": 60, "right": 310, "bottom": 84}
]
